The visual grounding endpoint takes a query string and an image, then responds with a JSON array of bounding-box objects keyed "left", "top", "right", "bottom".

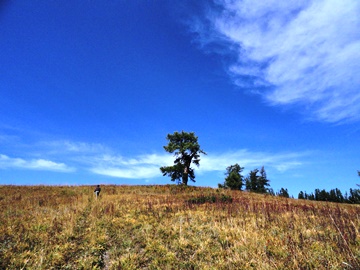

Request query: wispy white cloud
[
  {"left": 91, "top": 166, "right": 161, "bottom": 179},
  {"left": 0, "top": 138, "right": 309, "bottom": 179},
  {"left": 199, "top": 149, "right": 306, "bottom": 173},
  {"left": 191, "top": 0, "right": 360, "bottom": 123},
  {"left": 88, "top": 154, "right": 173, "bottom": 179},
  {"left": 39, "top": 140, "right": 110, "bottom": 155},
  {"left": 0, "top": 154, "right": 75, "bottom": 172},
  {"left": 87, "top": 150, "right": 307, "bottom": 179}
]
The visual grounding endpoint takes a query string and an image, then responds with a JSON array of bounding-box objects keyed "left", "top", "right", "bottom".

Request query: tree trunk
[{"left": 182, "top": 166, "right": 189, "bottom": 185}]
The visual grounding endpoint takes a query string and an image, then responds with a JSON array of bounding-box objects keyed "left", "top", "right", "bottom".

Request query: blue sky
[{"left": 1, "top": 0, "right": 359, "bottom": 196}]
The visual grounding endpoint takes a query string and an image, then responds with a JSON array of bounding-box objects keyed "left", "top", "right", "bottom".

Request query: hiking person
[{"left": 94, "top": 185, "right": 101, "bottom": 198}]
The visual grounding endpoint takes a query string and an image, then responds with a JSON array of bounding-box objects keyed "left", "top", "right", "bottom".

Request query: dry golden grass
[{"left": 1, "top": 185, "right": 359, "bottom": 269}]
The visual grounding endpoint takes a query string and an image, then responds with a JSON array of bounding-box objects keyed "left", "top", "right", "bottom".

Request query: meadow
[{"left": 0, "top": 185, "right": 359, "bottom": 269}]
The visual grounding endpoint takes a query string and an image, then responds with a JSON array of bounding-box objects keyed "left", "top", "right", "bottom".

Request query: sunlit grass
[{"left": 1, "top": 185, "right": 359, "bottom": 269}]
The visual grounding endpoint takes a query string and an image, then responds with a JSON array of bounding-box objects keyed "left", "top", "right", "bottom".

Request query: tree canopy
[
  {"left": 160, "top": 131, "right": 206, "bottom": 185},
  {"left": 277, "top": 188, "right": 290, "bottom": 198},
  {"left": 218, "top": 163, "right": 244, "bottom": 190},
  {"left": 245, "top": 166, "right": 270, "bottom": 193}
]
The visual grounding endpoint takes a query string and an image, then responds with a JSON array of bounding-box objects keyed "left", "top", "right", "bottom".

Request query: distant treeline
[
  {"left": 297, "top": 188, "right": 360, "bottom": 204},
  {"left": 217, "top": 163, "right": 360, "bottom": 204},
  {"left": 293, "top": 171, "right": 360, "bottom": 204},
  {"left": 274, "top": 187, "right": 360, "bottom": 204}
]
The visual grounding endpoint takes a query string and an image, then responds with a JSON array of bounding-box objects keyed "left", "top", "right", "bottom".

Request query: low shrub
[{"left": 187, "top": 194, "right": 233, "bottom": 204}]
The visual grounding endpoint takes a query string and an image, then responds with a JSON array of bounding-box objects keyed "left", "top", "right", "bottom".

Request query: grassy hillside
[{"left": 1, "top": 185, "right": 359, "bottom": 269}]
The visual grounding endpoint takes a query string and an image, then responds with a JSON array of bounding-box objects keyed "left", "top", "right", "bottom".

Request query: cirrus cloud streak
[
  {"left": 87, "top": 150, "right": 308, "bottom": 179},
  {"left": 0, "top": 140, "right": 310, "bottom": 180},
  {"left": 192, "top": 0, "right": 360, "bottom": 123},
  {"left": 0, "top": 154, "right": 75, "bottom": 172}
]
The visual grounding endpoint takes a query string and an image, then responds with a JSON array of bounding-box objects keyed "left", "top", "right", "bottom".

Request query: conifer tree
[
  {"left": 218, "top": 163, "right": 244, "bottom": 190},
  {"left": 160, "top": 131, "right": 206, "bottom": 185},
  {"left": 277, "top": 188, "right": 289, "bottom": 198},
  {"left": 245, "top": 167, "right": 270, "bottom": 193}
]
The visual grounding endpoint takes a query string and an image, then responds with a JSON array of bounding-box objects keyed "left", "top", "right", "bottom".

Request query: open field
[{"left": 1, "top": 185, "right": 359, "bottom": 269}]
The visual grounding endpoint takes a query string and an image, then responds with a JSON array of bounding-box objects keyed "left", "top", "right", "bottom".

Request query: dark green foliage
[
  {"left": 245, "top": 166, "right": 270, "bottom": 194},
  {"left": 329, "top": 188, "right": 344, "bottom": 203},
  {"left": 160, "top": 131, "right": 206, "bottom": 185},
  {"left": 299, "top": 187, "right": 360, "bottom": 204},
  {"left": 348, "top": 188, "right": 360, "bottom": 204},
  {"left": 245, "top": 169, "right": 258, "bottom": 191},
  {"left": 219, "top": 194, "right": 233, "bottom": 203},
  {"left": 307, "top": 192, "right": 315, "bottom": 200},
  {"left": 187, "top": 195, "right": 216, "bottom": 204},
  {"left": 218, "top": 163, "right": 244, "bottom": 190},
  {"left": 277, "top": 188, "right": 290, "bottom": 198},
  {"left": 258, "top": 166, "right": 270, "bottom": 193},
  {"left": 267, "top": 188, "right": 275, "bottom": 196},
  {"left": 187, "top": 194, "right": 233, "bottom": 204}
]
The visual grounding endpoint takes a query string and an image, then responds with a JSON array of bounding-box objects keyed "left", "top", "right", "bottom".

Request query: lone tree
[
  {"left": 160, "top": 131, "right": 206, "bottom": 185},
  {"left": 218, "top": 163, "right": 244, "bottom": 190}
]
